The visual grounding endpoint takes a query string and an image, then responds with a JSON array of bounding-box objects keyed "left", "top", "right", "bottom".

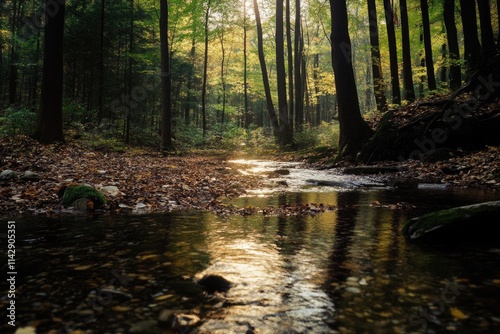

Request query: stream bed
[{"left": 2, "top": 160, "right": 500, "bottom": 333}]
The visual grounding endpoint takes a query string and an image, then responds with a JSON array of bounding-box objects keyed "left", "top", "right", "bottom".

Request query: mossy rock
[
  {"left": 62, "top": 185, "right": 107, "bottom": 207},
  {"left": 402, "top": 201, "right": 500, "bottom": 243}
]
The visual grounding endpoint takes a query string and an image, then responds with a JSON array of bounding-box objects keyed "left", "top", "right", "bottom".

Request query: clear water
[{"left": 1, "top": 161, "right": 500, "bottom": 334}]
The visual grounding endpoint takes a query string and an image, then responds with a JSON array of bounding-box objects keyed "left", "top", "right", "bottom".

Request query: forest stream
[{"left": 2, "top": 160, "right": 500, "bottom": 334}]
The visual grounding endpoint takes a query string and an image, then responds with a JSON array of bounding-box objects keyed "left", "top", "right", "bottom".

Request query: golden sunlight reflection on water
[{"left": 192, "top": 205, "right": 339, "bottom": 333}]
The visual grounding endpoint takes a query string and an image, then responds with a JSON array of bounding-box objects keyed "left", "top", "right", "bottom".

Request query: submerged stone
[
  {"left": 197, "top": 274, "right": 232, "bottom": 294},
  {"left": 402, "top": 200, "right": 500, "bottom": 243},
  {"left": 129, "top": 320, "right": 161, "bottom": 334}
]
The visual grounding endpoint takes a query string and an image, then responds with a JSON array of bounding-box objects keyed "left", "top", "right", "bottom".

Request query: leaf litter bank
[{"left": 0, "top": 136, "right": 335, "bottom": 217}]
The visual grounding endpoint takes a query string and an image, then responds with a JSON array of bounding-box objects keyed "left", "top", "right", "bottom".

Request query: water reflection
[
  {"left": 1, "top": 187, "right": 500, "bottom": 333},
  {"left": 196, "top": 209, "right": 336, "bottom": 333}
]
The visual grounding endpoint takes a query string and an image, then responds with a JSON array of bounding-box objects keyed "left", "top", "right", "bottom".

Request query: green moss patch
[
  {"left": 402, "top": 201, "right": 500, "bottom": 243},
  {"left": 63, "top": 185, "right": 107, "bottom": 207}
]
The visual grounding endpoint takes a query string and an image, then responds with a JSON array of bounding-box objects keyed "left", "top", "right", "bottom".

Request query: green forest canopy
[{"left": 0, "top": 0, "right": 498, "bottom": 149}]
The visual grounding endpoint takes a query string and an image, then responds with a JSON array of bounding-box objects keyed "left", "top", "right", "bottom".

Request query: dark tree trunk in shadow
[
  {"left": 443, "top": 0, "right": 462, "bottom": 91},
  {"left": 34, "top": 0, "right": 66, "bottom": 144},
  {"left": 460, "top": 0, "right": 481, "bottom": 78},
  {"left": 421, "top": 0, "right": 437, "bottom": 91},
  {"left": 329, "top": 0, "right": 373, "bottom": 157},
  {"left": 400, "top": 0, "right": 415, "bottom": 101},
  {"left": 160, "top": 0, "right": 173, "bottom": 150},
  {"left": 383, "top": 0, "right": 401, "bottom": 104},
  {"left": 367, "top": 0, "right": 388, "bottom": 112}
]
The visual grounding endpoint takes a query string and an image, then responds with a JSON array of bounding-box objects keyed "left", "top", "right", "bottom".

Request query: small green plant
[
  {"left": 63, "top": 100, "right": 97, "bottom": 129},
  {"left": 82, "top": 133, "right": 128, "bottom": 153},
  {"left": 0, "top": 107, "right": 37, "bottom": 136}
]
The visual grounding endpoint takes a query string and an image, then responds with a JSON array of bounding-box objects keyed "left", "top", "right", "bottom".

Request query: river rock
[
  {"left": 273, "top": 169, "right": 290, "bottom": 175},
  {"left": 99, "top": 288, "right": 132, "bottom": 301},
  {"left": 343, "top": 166, "right": 400, "bottom": 175},
  {"left": 70, "top": 198, "right": 90, "bottom": 211},
  {"left": 172, "top": 313, "right": 200, "bottom": 327},
  {"left": 129, "top": 320, "right": 161, "bottom": 334},
  {"left": 14, "top": 327, "right": 36, "bottom": 334},
  {"left": 197, "top": 274, "right": 232, "bottom": 293},
  {"left": 402, "top": 200, "right": 500, "bottom": 243},
  {"left": 306, "top": 179, "right": 385, "bottom": 188},
  {"left": 0, "top": 170, "right": 17, "bottom": 181},
  {"left": 100, "top": 185, "right": 122, "bottom": 197},
  {"left": 21, "top": 170, "right": 40, "bottom": 181}
]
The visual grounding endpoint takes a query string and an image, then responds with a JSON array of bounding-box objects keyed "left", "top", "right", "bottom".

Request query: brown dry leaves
[
  {"left": 0, "top": 136, "right": 262, "bottom": 217},
  {"left": 395, "top": 145, "right": 500, "bottom": 187}
]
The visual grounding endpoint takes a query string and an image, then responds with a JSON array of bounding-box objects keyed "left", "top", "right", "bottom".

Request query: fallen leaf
[
  {"left": 155, "top": 294, "right": 174, "bottom": 301},
  {"left": 73, "top": 265, "right": 93, "bottom": 271},
  {"left": 450, "top": 307, "right": 468, "bottom": 320},
  {"left": 112, "top": 306, "right": 131, "bottom": 312}
]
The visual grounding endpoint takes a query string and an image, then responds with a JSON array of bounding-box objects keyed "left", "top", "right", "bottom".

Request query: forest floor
[
  {"left": 0, "top": 129, "right": 499, "bottom": 218},
  {"left": 0, "top": 136, "right": 267, "bottom": 217},
  {"left": 304, "top": 144, "right": 500, "bottom": 187}
]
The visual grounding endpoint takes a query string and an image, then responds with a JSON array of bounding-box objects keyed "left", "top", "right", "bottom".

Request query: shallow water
[{"left": 2, "top": 161, "right": 500, "bottom": 334}]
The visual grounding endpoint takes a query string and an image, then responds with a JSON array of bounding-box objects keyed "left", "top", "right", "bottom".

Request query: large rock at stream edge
[
  {"left": 402, "top": 201, "right": 500, "bottom": 243},
  {"left": 62, "top": 185, "right": 107, "bottom": 207}
]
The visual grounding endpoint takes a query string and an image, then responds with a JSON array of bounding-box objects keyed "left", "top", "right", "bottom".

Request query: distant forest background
[{"left": 0, "top": 0, "right": 498, "bottom": 151}]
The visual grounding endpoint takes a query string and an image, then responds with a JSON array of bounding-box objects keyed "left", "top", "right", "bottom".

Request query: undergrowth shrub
[
  {"left": 295, "top": 122, "right": 340, "bottom": 150},
  {"left": 0, "top": 107, "right": 37, "bottom": 136}
]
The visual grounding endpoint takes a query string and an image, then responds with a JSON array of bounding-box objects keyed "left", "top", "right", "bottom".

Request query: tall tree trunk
[
  {"left": 8, "top": 0, "right": 21, "bottom": 105},
  {"left": 286, "top": 0, "right": 294, "bottom": 134},
  {"left": 476, "top": 0, "right": 495, "bottom": 52},
  {"left": 399, "top": 0, "right": 415, "bottom": 101},
  {"left": 125, "top": 0, "right": 134, "bottom": 144},
  {"left": 219, "top": 28, "right": 226, "bottom": 125},
  {"left": 419, "top": 50, "right": 425, "bottom": 97},
  {"left": 30, "top": 28, "right": 41, "bottom": 109},
  {"left": 243, "top": 1, "right": 250, "bottom": 128},
  {"left": 383, "top": 0, "right": 401, "bottom": 104},
  {"left": 497, "top": 0, "right": 500, "bottom": 47},
  {"left": 294, "top": 0, "right": 303, "bottom": 131},
  {"left": 34, "top": 0, "right": 65, "bottom": 144},
  {"left": 0, "top": 6, "right": 3, "bottom": 98},
  {"left": 420, "top": 0, "right": 436, "bottom": 91},
  {"left": 98, "top": 0, "right": 105, "bottom": 123},
  {"left": 253, "top": 0, "right": 279, "bottom": 136},
  {"left": 300, "top": 33, "right": 307, "bottom": 124},
  {"left": 440, "top": 43, "right": 448, "bottom": 86},
  {"left": 313, "top": 52, "right": 321, "bottom": 126},
  {"left": 276, "top": 0, "right": 293, "bottom": 146},
  {"left": 367, "top": 0, "right": 388, "bottom": 112},
  {"left": 201, "top": 0, "right": 211, "bottom": 138},
  {"left": 185, "top": 37, "right": 196, "bottom": 125},
  {"left": 329, "top": 0, "right": 373, "bottom": 156},
  {"left": 160, "top": 0, "right": 173, "bottom": 150},
  {"left": 459, "top": 0, "right": 481, "bottom": 78},
  {"left": 443, "top": 0, "right": 461, "bottom": 90}
]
